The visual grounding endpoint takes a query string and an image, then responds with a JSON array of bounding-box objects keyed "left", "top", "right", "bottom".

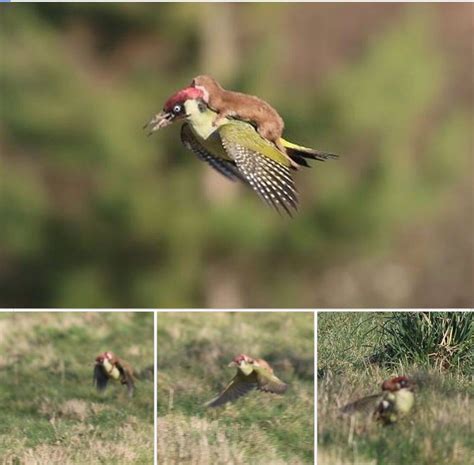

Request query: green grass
[
  {"left": 157, "top": 312, "right": 314, "bottom": 465},
  {"left": 0, "top": 312, "right": 154, "bottom": 464},
  {"left": 317, "top": 312, "right": 474, "bottom": 465},
  {"left": 377, "top": 312, "right": 473, "bottom": 371}
]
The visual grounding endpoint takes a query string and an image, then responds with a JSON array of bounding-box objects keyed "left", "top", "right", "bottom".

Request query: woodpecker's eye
[
  {"left": 197, "top": 101, "right": 206, "bottom": 113},
  {"left": 173, "top": 104, "right": 182, "bottom": 114}
]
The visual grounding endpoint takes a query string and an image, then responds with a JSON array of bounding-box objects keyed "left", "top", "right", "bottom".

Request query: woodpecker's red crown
[
  {"left": 233, "top": 354, "right": 252, "bottom": 365},
  {"left": 382, "top": 376, "right": 411, "bottom": 392},
  {"left": 95, "top": 351, "right": 113, "bottom": 363},
  {"left": 163, "top": 87, "right": 203, "bottom": 112}
]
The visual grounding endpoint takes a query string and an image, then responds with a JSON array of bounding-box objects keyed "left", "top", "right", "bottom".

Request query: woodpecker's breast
[
  {"left": 103, "top": 359, "right": 121, "bottom": 380},
  {"left": 394, "top": 389, "right": 414, "bottom": 414}
]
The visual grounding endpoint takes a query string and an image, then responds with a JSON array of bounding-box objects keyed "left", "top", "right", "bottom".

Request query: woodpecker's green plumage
[
  {"left": 145, "top": 86, "right": 337, "bottom": 215},
  {"left": 340, "top": 376, "right": 415, "bottom": 425},
  {"left": 205, "top": 354, "right": 288, "bottom": 408},
  {"left": 181, "top": 99, "right": 298, "bottom": 214}
]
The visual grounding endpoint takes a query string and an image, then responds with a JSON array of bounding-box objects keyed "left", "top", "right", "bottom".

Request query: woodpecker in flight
[
  {"left": 144, "top": 79, "right": 337, "bottom": 216},
  {"left": 340, "top": 376, "right": 415, "bottom": 424},
  {"left": 93, "top": 352, "right": 136, "bottom": 398},
  {"left": 205, "top": 354, "right": 288, "bottom": 408}
]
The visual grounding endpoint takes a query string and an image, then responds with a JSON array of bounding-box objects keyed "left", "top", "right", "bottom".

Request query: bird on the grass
[
  {"left": 93, "top": 351, "right": 136, "bottom": 398},
  {"left": 340, "top": 376, "right": 415, "bottom": 424},
  {"left": 205, "top": 354, "right": 288, "bottom": 408},
  {"left": 144, "top": 79, "right": 337, "bottom": 216}
]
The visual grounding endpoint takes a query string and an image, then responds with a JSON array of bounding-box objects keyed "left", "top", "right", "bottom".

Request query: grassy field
[
  {"left": 157, "top": 312, "right": 314, "bottom": 465},
  {"left": 317, "top": 312, "right": 473, "bottom": 465},
  {"left": 0, "top": 312, "right": 154, "bottom": 465}
]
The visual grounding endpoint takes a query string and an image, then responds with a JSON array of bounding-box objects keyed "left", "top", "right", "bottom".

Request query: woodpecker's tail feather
[{"left": 280, "top": 138, "right": 338, "bottom": 167}]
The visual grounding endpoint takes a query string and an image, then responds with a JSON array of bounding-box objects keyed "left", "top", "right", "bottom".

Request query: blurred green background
[{"left": 1, "top": 4, "right": 472, "bottom": 308}]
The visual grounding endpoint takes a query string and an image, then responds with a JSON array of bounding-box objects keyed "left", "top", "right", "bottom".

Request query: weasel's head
[{"left": 191, "top": 75, "right": 223, "bottom": 102}]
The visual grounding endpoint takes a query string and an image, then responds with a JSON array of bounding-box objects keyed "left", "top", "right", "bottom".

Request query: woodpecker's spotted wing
[
  {"left": 205, "top": 371, "right": 258, "bottom": 408},
  {"left": 219, "top": 122, "right": 298, "bottom": 216},
  {"left": 180, "top": 124, "right": 248, "bottom": 184}
]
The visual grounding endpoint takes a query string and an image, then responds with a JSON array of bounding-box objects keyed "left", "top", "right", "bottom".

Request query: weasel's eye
[
  {"left": 198, "top": 101, "right": 206, "bottom": 113},
  {"left": 173, "top": 104, "right": 182, "bottom": 114}
]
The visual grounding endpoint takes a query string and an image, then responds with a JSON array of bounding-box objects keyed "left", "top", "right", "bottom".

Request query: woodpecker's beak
[{"left": 143, "top": 110, "right": 175, "bottom": 135}]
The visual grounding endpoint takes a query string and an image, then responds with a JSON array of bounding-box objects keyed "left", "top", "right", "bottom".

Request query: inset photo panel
[
  {"left": 317, "top": 311, "right": 473, "bottom": 465},
  {"left": 0, "top": 311, "right": 154, "bottom": 464},
  {"left": 157, "top": 311, "right": 314, "bottom": 465}
]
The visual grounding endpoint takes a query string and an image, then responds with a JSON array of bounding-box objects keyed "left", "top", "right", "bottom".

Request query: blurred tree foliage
[{"left": 0, "top": 4, "right": 472, "bottom": 307}]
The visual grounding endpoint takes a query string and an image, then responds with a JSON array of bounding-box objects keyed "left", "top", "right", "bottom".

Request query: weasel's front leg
[{"left": 212, "top": 110, "right": 233, "bottom": 127}]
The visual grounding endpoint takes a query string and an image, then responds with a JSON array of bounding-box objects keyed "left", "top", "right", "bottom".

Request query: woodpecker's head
[
  {"left": 95, "top": 351, "right": 114, "bottom": 365},
  {"left": 228, "top": 354, "right": 256, "bottom": 375},
  {"left": 145, "top": 87, "right": 204, "bottom": 133},
  {"left": 381, "top": 376, "right": 413, "bottom": 392}
]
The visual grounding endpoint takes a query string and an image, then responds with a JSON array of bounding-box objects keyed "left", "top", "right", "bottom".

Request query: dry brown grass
[
  {"left": 1, "top": 421, "right": 152, "bottom": 465},
  {"left": 158, "top": 413, "right": 305, "bottom": 465}
]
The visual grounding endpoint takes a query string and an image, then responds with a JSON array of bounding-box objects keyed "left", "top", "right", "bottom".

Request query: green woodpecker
[
  {"left": 340, "top": 376, "right": 415, "bottom": 425},
  {"left": 205, "top": 354, "right": 288, "bottom": 408},
  {"left": 145, "top": 84, "right": 337, "bottom": 215},
  {"left": 93, "top": 351, "right": 135, "bottom": 398}
]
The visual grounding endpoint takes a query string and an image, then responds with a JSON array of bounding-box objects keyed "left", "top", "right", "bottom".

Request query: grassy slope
[
  {"left": 0, "top": 312, "right": 154, "bottom": 464},
  {"left": 317, "top": 312, "right": 473, "bottom": 465},
  {"left": 157, "top": 312, "right": 314, "bottom": 465}
]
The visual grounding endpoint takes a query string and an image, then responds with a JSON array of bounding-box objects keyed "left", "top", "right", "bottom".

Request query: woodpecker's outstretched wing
[
  {"left": 219, "top": 122, "right": 298, "bottom": 216},
  {"left": 254, "top": 367, "right": 288, "bottom": 394},
  {"left": 340, "top": 393, "right": 383, "bottom": 415},
  {"left": 180, "top": 123, "right": 248, "bottom": 184},
  {"left": 93, "top": 364, "right": 109, "bottom": 391},
  {"left": 205, "top": 372, "right": 258, "bottom": 408}
]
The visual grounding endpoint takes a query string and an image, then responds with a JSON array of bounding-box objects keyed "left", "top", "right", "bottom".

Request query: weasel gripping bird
[
  {"left": 93, "top": 352, "right": 136, "bottom": 398},
  {"left": 205, "top": 354, "right": 288, "bottom": 408},
  {"left": 144, "top": 75, "right": 337, "bottom": 215},
  {"left": 340, "top": 376, "right": 415, "bottom": 424}
]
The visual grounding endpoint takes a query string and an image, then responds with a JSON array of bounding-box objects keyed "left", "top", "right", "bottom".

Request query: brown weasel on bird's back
[{"left": 191, "top": 75, "right": 286, "bottom": 153}]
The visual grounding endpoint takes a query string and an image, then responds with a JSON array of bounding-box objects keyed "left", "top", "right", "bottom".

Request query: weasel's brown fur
[{"left": 192, "top": 75, "right": 286, "bottom": 153}]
